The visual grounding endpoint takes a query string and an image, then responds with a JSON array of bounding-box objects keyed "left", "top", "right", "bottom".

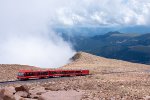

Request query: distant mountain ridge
[{"left": 61, "top": 31, "right": 150, "bottom": 65}]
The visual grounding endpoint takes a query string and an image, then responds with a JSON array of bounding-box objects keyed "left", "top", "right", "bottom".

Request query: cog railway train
[{"left": 17, "top": 69, "right": 89, "bottom": 80}]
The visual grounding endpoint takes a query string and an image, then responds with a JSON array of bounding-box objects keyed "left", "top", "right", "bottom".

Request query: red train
[{"left": 17, "top": 70, "right": 89, "bottom": 80}]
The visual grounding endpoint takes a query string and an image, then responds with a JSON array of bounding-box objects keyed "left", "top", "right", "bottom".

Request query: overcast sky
[{"left": 1, "top": 0, "right": 150, "bottom": 28}]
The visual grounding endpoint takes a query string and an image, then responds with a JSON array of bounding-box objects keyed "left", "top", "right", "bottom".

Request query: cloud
[
  {"left": 0, "top": 0, "right": 75, "bottom": 68},
  {"left": 50, "top": 0, "right": 150, "bottom": 27}
]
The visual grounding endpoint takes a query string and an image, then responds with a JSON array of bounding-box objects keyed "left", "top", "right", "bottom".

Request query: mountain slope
[{"left": 63, "top": 52, "right": 150, "bottom": 74}]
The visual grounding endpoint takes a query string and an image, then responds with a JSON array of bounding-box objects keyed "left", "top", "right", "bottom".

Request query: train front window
[{"left": 18, "top": 72, "right": 24, "bottom": 76}]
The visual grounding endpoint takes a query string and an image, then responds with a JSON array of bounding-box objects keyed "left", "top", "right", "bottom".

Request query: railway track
[{"left": 0, "top": 77, "right": 73, "bottom": 87}]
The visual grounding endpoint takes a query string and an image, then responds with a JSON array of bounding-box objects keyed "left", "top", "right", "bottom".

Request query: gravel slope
[{"left": 1, "top": 52, "right": 150, "bottom": 99}]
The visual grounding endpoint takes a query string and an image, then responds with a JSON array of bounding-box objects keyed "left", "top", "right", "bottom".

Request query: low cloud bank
[{"left": 0, "top": 0, "right": 75, "bottom": 68}]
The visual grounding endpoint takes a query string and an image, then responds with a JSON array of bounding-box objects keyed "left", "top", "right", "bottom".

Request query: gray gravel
[{"left": 0, "top": 77, "right": 73, "bottom": 87}]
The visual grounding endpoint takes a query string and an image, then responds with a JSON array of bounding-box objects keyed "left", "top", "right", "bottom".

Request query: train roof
[{"left": 18, "top": 69, "right": 89, "bottom": 73}]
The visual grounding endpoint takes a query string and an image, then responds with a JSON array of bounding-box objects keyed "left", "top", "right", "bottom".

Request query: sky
[
  {"left": 50, "top": 0, "right": 150, "bottom": 27},
  {"left": 0, "top": 0, "right": 150, "bottom": 67}
]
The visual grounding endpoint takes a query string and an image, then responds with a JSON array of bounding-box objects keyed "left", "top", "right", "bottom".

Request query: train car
[
  {"left": 17, "top": 70, "right": 89, "bottom": 80},
  {"left": 17, "top": 70, "right": 49, "bottom": 80}
]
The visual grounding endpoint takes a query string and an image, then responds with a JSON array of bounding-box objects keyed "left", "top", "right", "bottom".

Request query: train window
[
  {"left": 26, "top": 73, "right": 29, "bottom": 76},
  {"left": 44, "top": 72, "right": 48, "bottom": 75},
  {"left": 40, "top": 72, "right": 43, "bottom": 75},
  {"left": 59, "top": 71, "right": 63, "bottom": 74},
  {"left": 62, "top": 71, "right": 66, "bottom": 74},
  {"left": 26, "top": 73, "right": 28, "bottom": 76},
  {"left": 69, "top": 71, "right": 72, "bottom": 73},
  {"left": 50, "top": 71, "right": 66, "bottom": 74},
  {"left": 37, "top": 72, "right": 48, "bottom": 75},
  {"left": 56, "top": 71, "right": 61, "bottom": 74},
  {"left": 31, "top": 72, "right": 33, "bottom": 76},
  {"left": 42, "top": 72, "right": 48, "bottom": 75},
  {"left": 75, "top": 71, "right": 81, "bottom": 73},
  {"left": 50, "top": 71, "right": 57, "bottom": 74},
  {"left": 37, "top": 72, "right": 40, "bottom": 75},
  {"left": 57, "top": 71, "right": 62, "bottom": 74},
  {"left": 33, "top": 72, "right": 35, "bottom": 75},
  {"left": 63, "top": 71, "right": 69, "bottom": 74},
  {"left": 33, "top": 72, "right": 36, "bottom": 76},
  {"left": 18, "top": 72, "right": 24, "bottom": 76},
  {"left": 25, "top": 72, "right": 34, "bottom": 76},
  {"left": 63, "top": 71, "right": 68, "bottom": 74},
  {"left": 30, "top": 72, "right": 34, "bottom": 76},
  {"left": 49, "top": 72, "right": 52, "bottom": 74},
  {"left": 39, "top": 72, "right": 42, "bottom": 75}
]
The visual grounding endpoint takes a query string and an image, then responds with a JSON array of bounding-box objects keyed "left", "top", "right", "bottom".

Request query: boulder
[
  {"left": 14, "top": 94, "right": 23, "bottom": 100},
  {"left": 15, "top": 91, "right": 29, "bottom": 98},
  {"left": 15, "top": 85, "right": 29, "bottom": 92},
  {"left": 29, "top": 86, "right": 46, "bottom": 96},
  {"left": 5, "top": 86, "right": 16, "bottom": 94},
  {"left": 38, "top": 90, "right": 83, "bottom": 100},
  {"left": 144, "top": 96, "right": 150, "bottom": 100},
  {"left": 23, "top": 99, "right": 37, "bottom": 100},
  {"left": 0, "top": 88, "right": 15, "bottom": 100},
  {"left": 29, "top": 94, "right": 39, "bottom": 99},
  {"left": 28, "top": 86, "right": 46, "bottom": 99}
]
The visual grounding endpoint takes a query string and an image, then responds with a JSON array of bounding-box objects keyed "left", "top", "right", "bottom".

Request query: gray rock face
[{"left": 29, "top": 86, "right": 47, "bottom": 99}]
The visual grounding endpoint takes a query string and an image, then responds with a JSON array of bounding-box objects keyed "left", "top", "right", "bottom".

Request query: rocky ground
[{"left": 1, "top": 52, "right": 150, "bottom": 100}]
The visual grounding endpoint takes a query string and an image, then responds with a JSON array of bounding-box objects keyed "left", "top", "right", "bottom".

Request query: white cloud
[
  {"left": 91, "top": 12, "right": 108, "bottom": 25},
  {"left": 50, "top": 0, "right": 150, "bottom": 27},
  {"left": 0, "top": 0, "right": 75, "bottom": 68}
]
